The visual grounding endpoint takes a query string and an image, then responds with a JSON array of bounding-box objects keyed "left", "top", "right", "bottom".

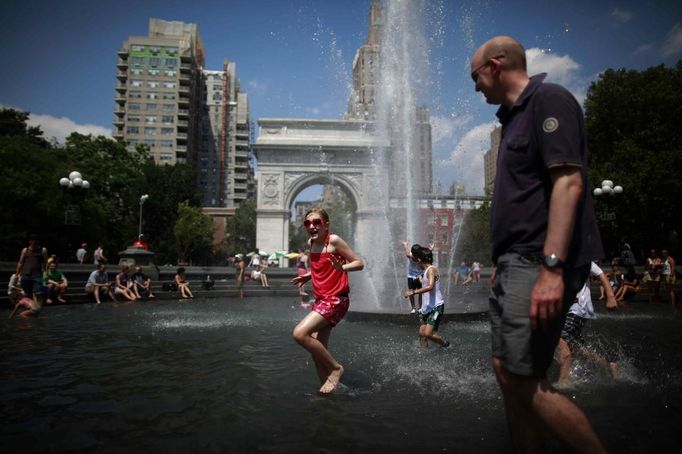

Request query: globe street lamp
[
  {"left": 59, "top": 171, "right": 90, "bottom": 225},
  {"left": 138, "top": 194, "right": 149, "bottom": 238},
  {"left": 593, "top": 179, "right": 623, "bottom": 197}
]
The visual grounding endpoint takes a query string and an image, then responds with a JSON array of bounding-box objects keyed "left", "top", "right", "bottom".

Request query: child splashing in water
[
  {"left": 291, "top": 207, "right": 364, "bottom": 394},
  {"left": 404, "top": 246, "right": 450, "bottom": 348}
]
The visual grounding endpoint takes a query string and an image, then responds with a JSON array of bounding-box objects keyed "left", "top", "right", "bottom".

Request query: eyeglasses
[
  {"left": 303, "top": 218, "right": 324, "bottom": 228},
  {"left": 471, "top": 54, "right": 505, "bottom": 82}
]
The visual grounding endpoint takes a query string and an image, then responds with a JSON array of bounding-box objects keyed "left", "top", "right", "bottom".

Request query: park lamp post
[
  {"left": 138, "top": 194, "right": 149, "bottom": 238},
  {"left": 592, "top": 179, "right": 623, "bottom": 197},
  {"left": 59, "top": 171, "right": 90, "bottom": 225}
]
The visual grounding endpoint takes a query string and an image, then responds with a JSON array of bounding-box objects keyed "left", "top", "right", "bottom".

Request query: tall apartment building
[
  {"left": 346, "top": 0, "right": 432, "bottom": 195},
  {"left": 114, "top": 19, "right": 255, "bottom": 212},
  {"left": 200, "top": 61, "right": 254, "bottom": 208},
  {"left": 483, "top": 126, "right": 501, "bottom": 195},
  {"left": 113, "top": 19, "right": 204, "bottom": 165}
]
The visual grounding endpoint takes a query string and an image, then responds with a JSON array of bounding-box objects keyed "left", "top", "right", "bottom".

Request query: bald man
[{"left": 473, "top": 36, "right": 605, "bottom": 452}]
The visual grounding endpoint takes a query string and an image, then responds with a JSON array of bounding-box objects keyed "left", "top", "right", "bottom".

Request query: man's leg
[
  {"left": 557, "top": 338, "right": 572, "bottom": 386},
  {"left": 493, "top": 357, "right": 605, "bottom": 454}
]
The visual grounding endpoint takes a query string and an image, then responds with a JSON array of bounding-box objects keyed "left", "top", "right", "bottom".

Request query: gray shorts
[{"left": 489, "top": 252, "right": 589, "bottom": 378}]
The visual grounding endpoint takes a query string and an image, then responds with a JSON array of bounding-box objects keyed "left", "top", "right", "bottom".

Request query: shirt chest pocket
[{"left": 507, "top": 135, "right": 529, "bottom": 152}]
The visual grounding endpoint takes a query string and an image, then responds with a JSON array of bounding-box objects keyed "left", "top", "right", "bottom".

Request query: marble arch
[{"left": 253, "top": 118, "right": 390, "bottom": 258}]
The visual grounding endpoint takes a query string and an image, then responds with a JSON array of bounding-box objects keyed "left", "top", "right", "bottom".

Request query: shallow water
[{"left": 2, "top": 297, "right": 682, "bottom": 452}]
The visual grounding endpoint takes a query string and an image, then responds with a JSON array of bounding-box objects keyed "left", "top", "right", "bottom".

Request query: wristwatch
[{"left": 542, "top": 253, "right": 565, "bottom": 270}]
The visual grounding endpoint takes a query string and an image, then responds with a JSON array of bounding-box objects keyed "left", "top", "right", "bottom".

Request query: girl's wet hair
[
  {"left": 410, "top": 244, "right": 422, "bottom": 256},
  {"left": 303, "top": 207, "right": 330, "bottom": 223}
]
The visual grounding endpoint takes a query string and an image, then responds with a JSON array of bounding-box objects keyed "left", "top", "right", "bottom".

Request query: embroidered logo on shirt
[{"left": 542, "top": 117, "right": 559, "bottom": 133}]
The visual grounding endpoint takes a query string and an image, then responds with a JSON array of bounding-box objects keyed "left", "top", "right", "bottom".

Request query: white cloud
[
  {"left": 27, "top": 113, "right": 111, "bottom": 143},
  {"left": 633, "top": 43, "right": 654, "bottom": 55},
  {"left": 611, "top": 8, "right": 633, "bottom": 23},
  {"left": 662, "top": 22, "right": 682, "bottom": 57},
  {"left": 430, "top": 114, "right": 473, "bottom": 144},
  {"left": 526, "top": 48, "right": 588, "bottom": 105},
  {"left": 305, "top": 106, "right": 321, "bottom": 115},
  {"left": 441, "top": 121, "right": 498, "bottom": 195}
]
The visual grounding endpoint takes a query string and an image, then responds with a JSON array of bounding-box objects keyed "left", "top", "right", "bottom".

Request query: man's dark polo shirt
[{"left": 491, "top": 73, "right": 603, "bottom": 267}]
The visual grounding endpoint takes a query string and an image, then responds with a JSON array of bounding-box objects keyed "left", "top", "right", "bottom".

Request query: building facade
[
  {"left": 200, "top": 62, "right": 254, "bottom": 209},
  {"left": 113, "top": 19, "right": 204, "bottom": 165},
  {"left": 114, "top": 18, "right": 255, "bottom": 224},
  {"left": 483, "top": 126, "right": 501, "bottom": 195}
]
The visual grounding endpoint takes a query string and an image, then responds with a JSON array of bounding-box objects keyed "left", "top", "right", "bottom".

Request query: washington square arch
[{"left": 253, "top": 118, "right": 390, "bottom": 259}]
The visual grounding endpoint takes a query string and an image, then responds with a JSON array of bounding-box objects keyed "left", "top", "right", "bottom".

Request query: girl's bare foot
[{"left": 319, "top": 366, "right": 344, "bottom": 394}]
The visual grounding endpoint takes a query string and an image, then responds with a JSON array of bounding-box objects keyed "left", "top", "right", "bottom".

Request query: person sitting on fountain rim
[
  {"left": 403, "top": 246, "right": 450, "bottom": 348},
  {"left": 402, "top": 241, "right": 423, "bottom": 314},
  {"left": 556, "top": 261, "right": 619, "bottom": 388},
  {"left": 291, "top": 207, "right": 364, "bottom": 394}
]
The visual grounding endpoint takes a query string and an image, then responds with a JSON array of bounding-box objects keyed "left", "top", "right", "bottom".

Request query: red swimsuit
[{"left": 309, "top": 234, "right": 350, "bottom": 326}]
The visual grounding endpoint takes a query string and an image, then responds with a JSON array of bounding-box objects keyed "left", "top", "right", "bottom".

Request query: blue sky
[{"left": 2, "top": 0, "right": 681, "bottom": 196}]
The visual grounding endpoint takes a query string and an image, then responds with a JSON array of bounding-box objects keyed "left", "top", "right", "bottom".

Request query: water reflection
[{"left": 1, "top": 298, "right": 681, "bottom": 452}]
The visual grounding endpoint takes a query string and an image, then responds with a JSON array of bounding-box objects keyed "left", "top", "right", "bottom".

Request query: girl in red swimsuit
[{"left": 291, "top": 207, "right": 364, "bottom": 394}]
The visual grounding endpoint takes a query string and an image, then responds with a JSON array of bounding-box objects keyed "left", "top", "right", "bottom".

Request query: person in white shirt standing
[{"left": 556, "top": 261, "right": 619, "bottom": 387}]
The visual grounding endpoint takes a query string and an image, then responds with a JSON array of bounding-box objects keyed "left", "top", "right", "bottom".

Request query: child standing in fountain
[
  {"left": 404, "top": 246, "right": 450, "bottom": 348},
  {"left": 291, "top": 207, "right": 364, "bottom": 394}
]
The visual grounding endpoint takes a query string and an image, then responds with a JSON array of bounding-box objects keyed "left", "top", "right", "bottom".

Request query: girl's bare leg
[{"left": 293, "top": 311, "right": 343, "bottom": 393}]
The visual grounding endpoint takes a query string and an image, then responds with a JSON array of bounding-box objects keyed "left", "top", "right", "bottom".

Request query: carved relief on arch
[
  {"left": 261, "top": 173, "right": 281, "bottom": 206},
  {"left": 284, "top": 172, "right": 304, "bottom": 194}
]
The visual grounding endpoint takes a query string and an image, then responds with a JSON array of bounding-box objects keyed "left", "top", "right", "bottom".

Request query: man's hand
[{"left": 530, "top": 267, "right": 564, "bottom": 331}]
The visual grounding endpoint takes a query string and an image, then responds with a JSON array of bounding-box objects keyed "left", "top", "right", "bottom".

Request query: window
[
  {"left": 148, "top": 69, "right": 159, "bottom": 76},
  {"left": 161, "top": 115, "right": 174, "bottom": 124},
  {"left": 145, "top": 116, "right": 157, "bottom": 124},
  {"left": 131, "top": 56, "right": 144, "bottom": 67},
  {"left": 440, "top": 216, "right": 448, "bottom": 226},
  {"left": 146, "top": 103, "right": 157, "bottom": 110},
  {"left": 163, "top": 82, "right": 176, "bottom": 89},
  {"left": 131, "top": 69, "right": 143, "bottom": 76},
  {"left": 165, "top": 70, "right": 177, "bottom": 77},
  {"left": 161, "top": 127, "right": 174, "bottom": 135},
  {"left": 127, "top": 115, "right": 140, "bottom": 122},
  {"left": 212, "top": 93, "right": 222, "bottom": 101},
  {"left": 131, "top": 45, "right": 144, "bottom": 52},
  {"left": 426, "top": 216, "right": 435, "bottom": 226},
  {"left": 126, "top": 126, "right": 139, "bottom": 134},
  {"left": 148, "top": 81, "right": 159, "bottom": 88},
  {"left": 131, "top": 80, "right": 144, "bottom": 87},
  {"left": 165, "top": 58, "right": 177, "bottom": 67},
  {"left": 159, "top": 152, "right": 173, "bottom": 161},
  {"left": 147, "top": 93, "right": 158, "bottom": 100},
  {"left": 149, "top": 57, "right": 160, "bottom": 67},
  {"left": 441, "top": 233, "right": 448, "bottom": 244},
  {"left": 129, "top": 91, "right": 142, "bottom": 98},
  {"left": 162, "top": 93, "right": 176, "bottom": 100},
  {"left": 144, "top": 127, "right": 156, "bottom": 135},
  {"left": 144, "top": 139, "right": 155, "bottom": 148},
  {"left": 162, "top": 104, "right": 175, "bottom": 112},
  {"left": 128, "top": 103, "right": 141, "bottom": 110},
  {"left": 160, "top": 140, "right": 173, "bottom": 147}
]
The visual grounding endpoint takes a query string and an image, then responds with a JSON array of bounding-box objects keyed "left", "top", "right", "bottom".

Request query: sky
[{"left": 1, "top": 0, "right": 681, "bottom": 197}]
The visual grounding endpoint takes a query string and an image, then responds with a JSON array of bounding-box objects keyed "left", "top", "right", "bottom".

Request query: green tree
[
  {"left": 174, "top": 201, "right": 214, "bottom": 264},
  {"left": 324, "top": 188, "right": 356, "bottom": 247},
  {"left": 140, "top": 160, "right": 201, "bottom": 264},
  {"left": 456, "top": 199, "right": 492, "bottom": 265},
  {"left": 223, "top": 199, "right": 256, "bottom": 255},
  {"left": 584, "top": 61, "right": 682, "bottom": 257}
]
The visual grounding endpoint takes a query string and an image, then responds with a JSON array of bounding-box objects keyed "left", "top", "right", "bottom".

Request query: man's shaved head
[{"left": 476, "top": 36, "right": 527, "bottom": 72}]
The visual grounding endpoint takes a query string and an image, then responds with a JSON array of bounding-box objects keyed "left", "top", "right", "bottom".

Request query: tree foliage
[
  {"left": 223, "top": 199, "right": 256, "bottom": 255},
  {"left": 0, "top": 108, "right": 202, "bottom": 263},
  {"left": 456, "top": 200, "right": 492, "bottom": 266},
  {"left": 584, "top": 61, "right": 682, "bottom": 257},
  {"left": 174, "top": 201, "right": 215, "bottom": 264}
]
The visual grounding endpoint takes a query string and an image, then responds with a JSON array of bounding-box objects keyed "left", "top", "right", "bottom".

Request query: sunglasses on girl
[{"left": 303, "top": 218, "right": 324, "bottom": 228}]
